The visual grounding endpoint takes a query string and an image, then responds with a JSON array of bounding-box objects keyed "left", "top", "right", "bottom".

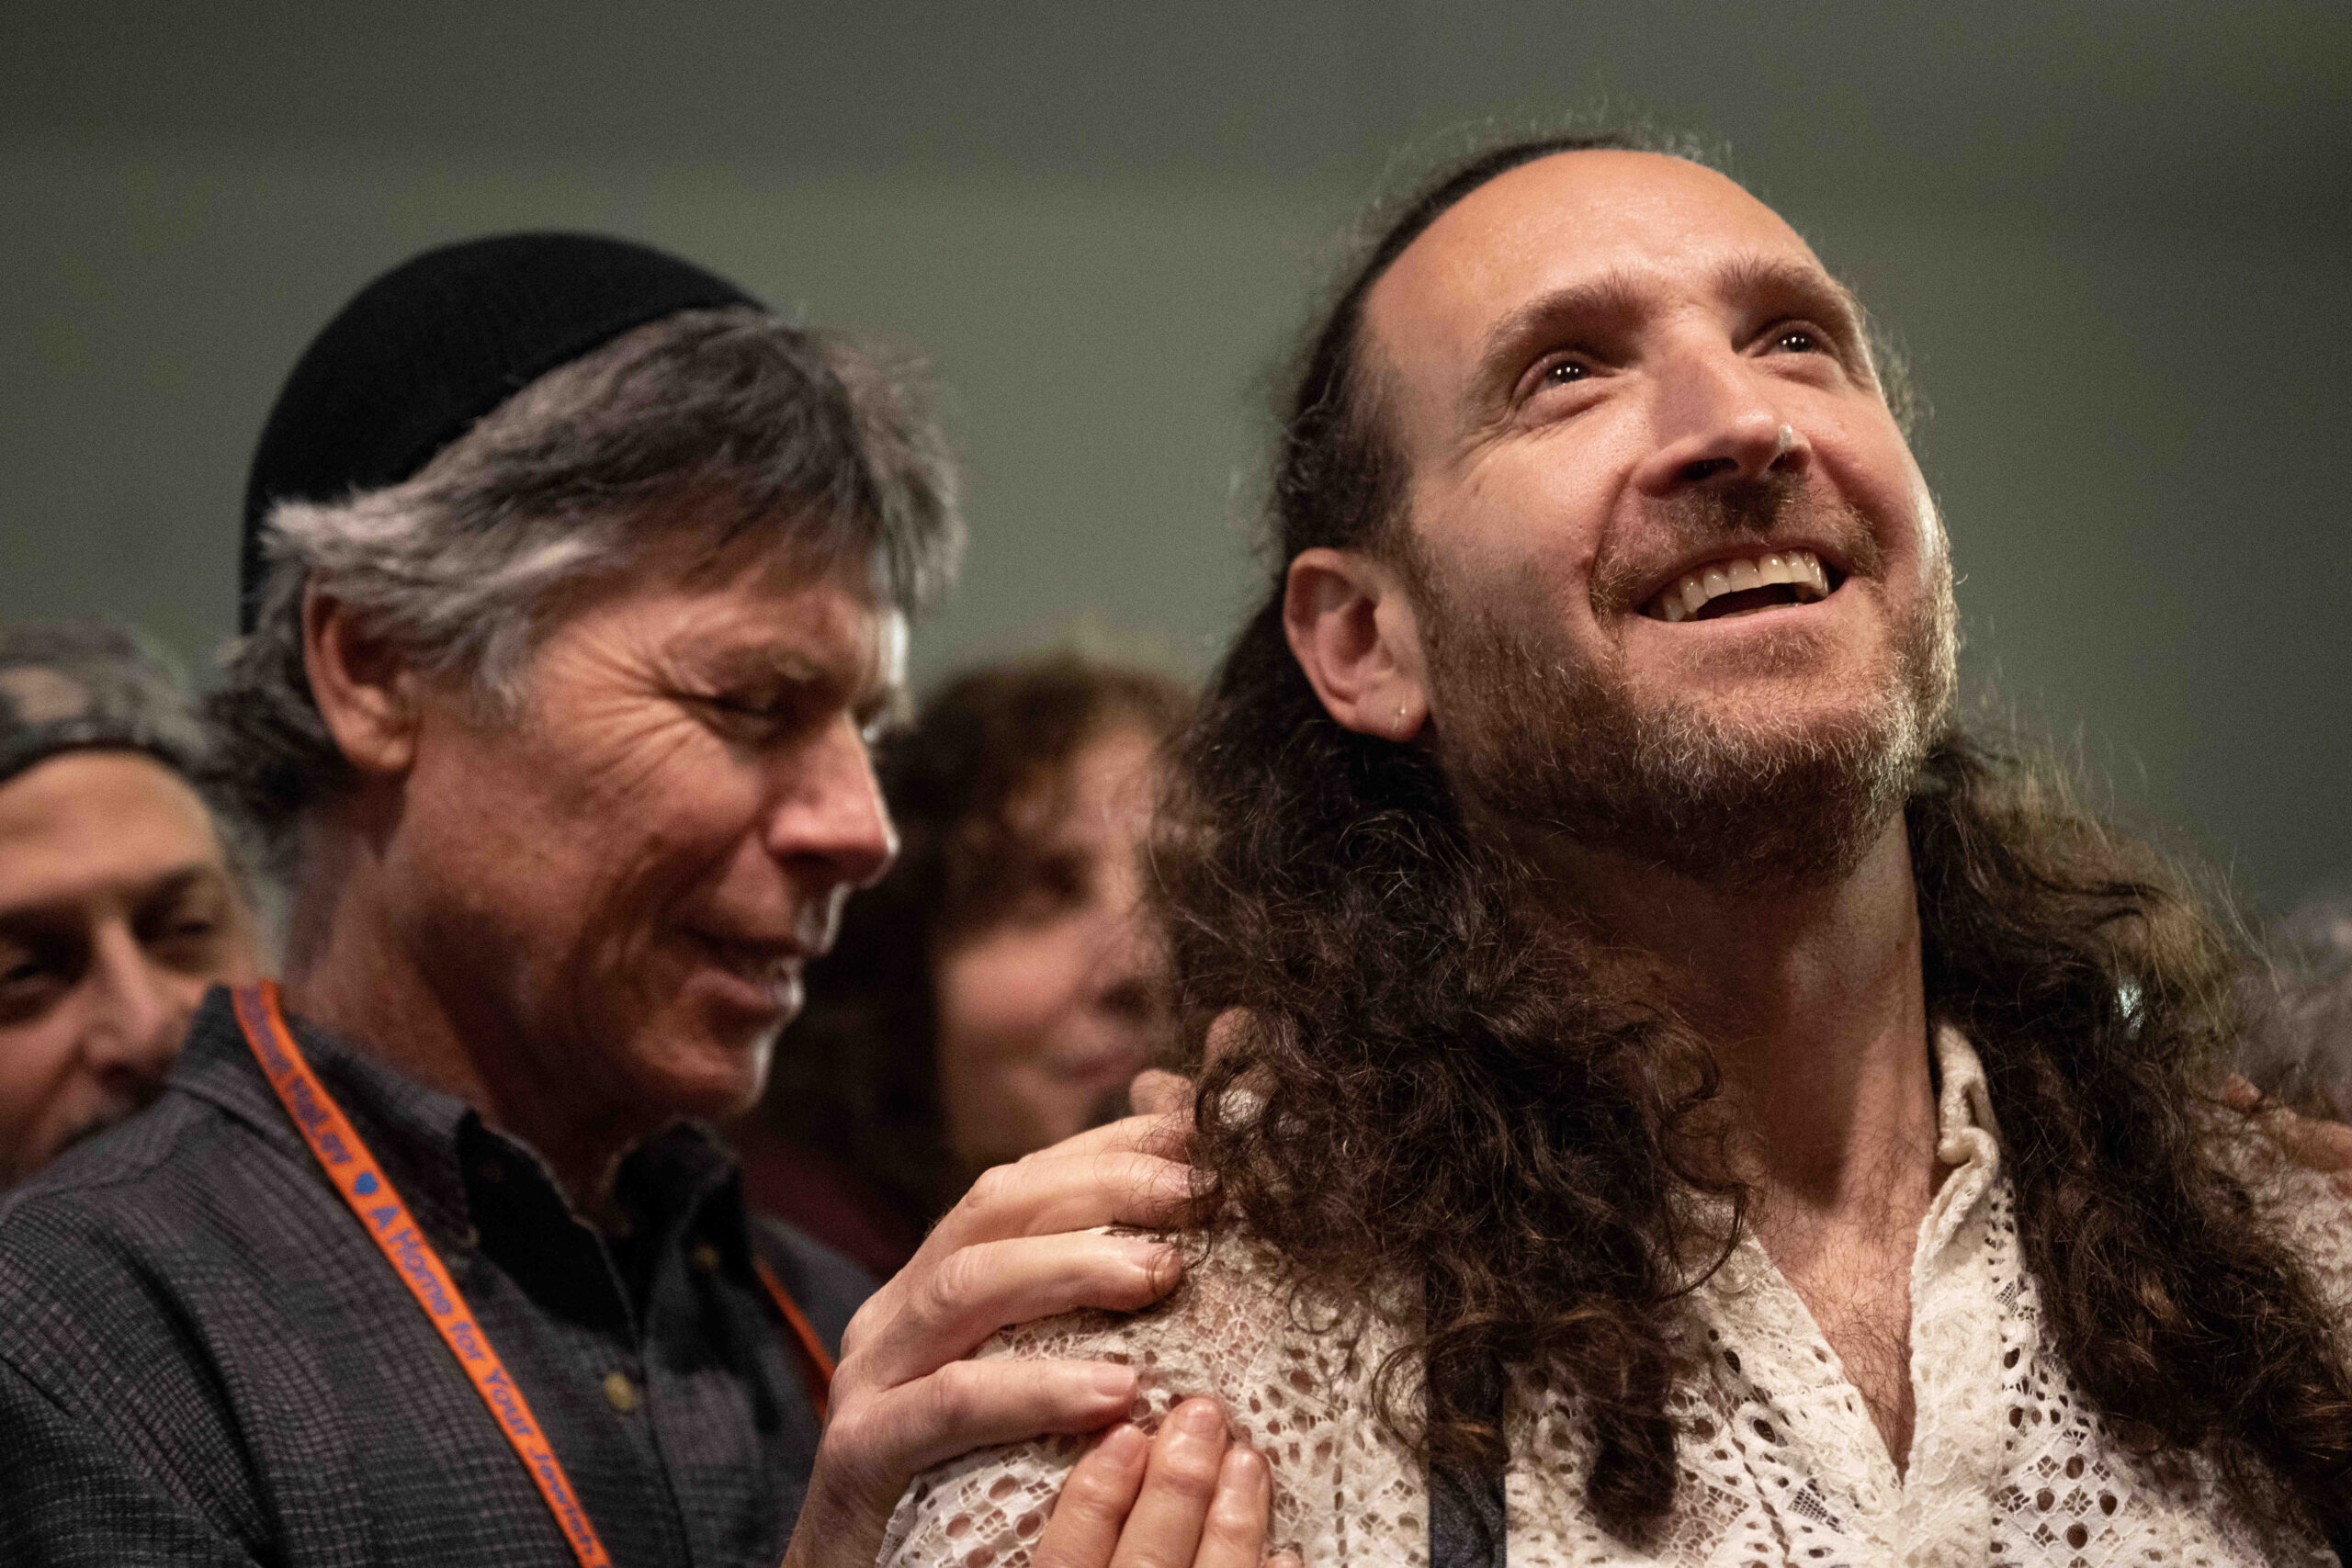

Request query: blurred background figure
[
  {"left": 0, "top": 619, "right": 261, "bottom": 1187},
  {"left": 738, "top": 652, "right": 1190, "bottom": 1275},
  {"left": 2240, "top": 890, "right": 2352, "bottom": 1122}
]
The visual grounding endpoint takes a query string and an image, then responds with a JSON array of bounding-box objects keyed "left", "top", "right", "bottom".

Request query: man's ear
[
  {"left": 300, "top": 583, "right": 421, "bottom": 780},
  {"left": 1283, "top": 547, "right": 1429, "bottom": 741}
]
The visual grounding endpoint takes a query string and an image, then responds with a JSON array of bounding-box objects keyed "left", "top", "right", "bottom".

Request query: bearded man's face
[
  {"left": 1407, "top": 474, "right": 1956, "bottom": 886},
  {"left": 1350, "top": 150, "right": 1957, "bottom": 887}
]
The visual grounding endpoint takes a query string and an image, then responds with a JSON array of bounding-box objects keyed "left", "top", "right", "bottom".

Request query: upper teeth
[{"left": 1654, "top": 549, "right": 1831, "bottom": 623}]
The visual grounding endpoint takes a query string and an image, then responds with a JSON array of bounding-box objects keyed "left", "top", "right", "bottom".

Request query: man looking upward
[{"left": 882, "top": 137, "right": 2352, "bottom": 1563}]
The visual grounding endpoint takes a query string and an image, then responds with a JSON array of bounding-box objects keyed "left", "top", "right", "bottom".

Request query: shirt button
[
  {"left": 603, "top": 1371, "right": 640, "bottom": 1414},
  {"left": 690, "top": 1243, "right": 721, "bottom": 1273}
]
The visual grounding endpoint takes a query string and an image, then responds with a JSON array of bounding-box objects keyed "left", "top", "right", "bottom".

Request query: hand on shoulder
[{"left": 784, "top": 1108, "right": 1266, "bottom": 1568}]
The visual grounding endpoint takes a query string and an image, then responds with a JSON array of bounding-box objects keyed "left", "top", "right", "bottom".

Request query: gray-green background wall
[{"left": 4, "top": 3, "right": 2345, "bottom": 912}]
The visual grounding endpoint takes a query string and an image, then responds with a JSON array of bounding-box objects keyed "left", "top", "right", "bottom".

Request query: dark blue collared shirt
[{"left": 0, "top": 987, "right": 870, "bottom": 1566}]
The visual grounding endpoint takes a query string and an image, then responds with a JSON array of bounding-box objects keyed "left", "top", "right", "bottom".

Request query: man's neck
[
  {"left": 1530, "top": 818, "right": 1943, "bottom": 1468},
  {"left": 277, "top": 814, "right": 650, "bottom": 1219},
  {"left": 1534, "top": 821, "right": 1935, "bottom": 1195}
]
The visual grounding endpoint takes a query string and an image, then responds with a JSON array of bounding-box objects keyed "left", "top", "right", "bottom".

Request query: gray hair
[{"left": 207, "top": 305, "right": 962, "bottom": 874}]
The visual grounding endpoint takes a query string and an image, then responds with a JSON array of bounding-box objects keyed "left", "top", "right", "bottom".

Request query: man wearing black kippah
[{"left": 0, "top": 236, "right": 1281, "bottom": 1568}]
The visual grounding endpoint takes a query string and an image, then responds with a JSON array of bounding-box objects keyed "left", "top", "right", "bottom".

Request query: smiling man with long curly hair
[{"left": 878, "top": 134, "right": 2352, "bottom": 1567}]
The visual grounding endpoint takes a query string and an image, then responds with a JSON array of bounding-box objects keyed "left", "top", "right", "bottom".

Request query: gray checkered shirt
[{"left": 0, "top": 987, "right": 871, "bottom": 1565}]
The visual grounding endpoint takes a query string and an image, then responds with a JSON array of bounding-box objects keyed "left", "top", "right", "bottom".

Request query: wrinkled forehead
[
  {"left": 560, "top": 519, "right": 910, "bottom": 713},
  {"left": 1363, "top": 150, "right": 1832, "bottom": 390}
]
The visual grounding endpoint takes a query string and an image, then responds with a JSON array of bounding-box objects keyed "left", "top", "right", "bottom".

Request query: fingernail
[
  {"left": 1175, "top": 1398, "right": 1225, "bottom": 1440},
  {"left": 1220, "top": 1446, "right": 1263, "bottom": 1488},
  {"left": 1135, "top": 1240, "right": 1183, "bottom": 1291},
  {"left": 1090, "top": 1363, "right": 1137, "bottom": 1401},
  {"left": 1100, "top": 1423, "right": 1148, "bottom": 1464}
]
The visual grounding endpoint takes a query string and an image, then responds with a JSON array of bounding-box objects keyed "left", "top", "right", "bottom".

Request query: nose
[
  {"left": 80, "top": 923, "right": 187, "bottom": 1094},
  {"left": 1630, "top": 338, "right": 1812, "bottom": 498},
  {"left": 1080, "top": 842, "right": 1164, "bottom": 1032},
  {"left": 763, "top": 716, "right": 899, "bottom": 895}
]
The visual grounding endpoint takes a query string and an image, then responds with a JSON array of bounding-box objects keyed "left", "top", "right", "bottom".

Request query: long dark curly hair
[{"left": 1153, "top": 131, "right": 2352, "bottom": 1545}]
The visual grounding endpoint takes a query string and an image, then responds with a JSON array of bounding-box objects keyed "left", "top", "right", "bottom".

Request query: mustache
[{"left": 1592, "top": 472, "right": 1885, "bottom": 612}]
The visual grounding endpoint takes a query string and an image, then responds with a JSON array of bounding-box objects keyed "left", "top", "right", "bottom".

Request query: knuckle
[
  {"left": 820, "top": 1404, "right": 873, "bottom": 1461},
  {"left": 825, "top": 1352, "right": 874, "bottom": 1411},
  {"left": 1156, "top": 1448, "right": 1226, "bottom": 1499},
  {"left": 1202, "top": 1477, "right": 1262, "bottom": 1541},
  {"left": 1054, "top": 1462, "right": 1125, "bottom": 1517},
  {"left": 962, "top": 1162, "right": 1020, "bottom": 1214},
  {"left": 922, "top": 1358, "right": 983, "bottom": 1431},
  {"left": 840, "top": 1298, "right": 884, "bottom": 1349},
  {"left": 1103, "top": 1150, "right": 1161, "bottom": 1191},
  {"left": 809, "top": 1409, "right": 899, "bottom": 1504},
  {"left": 926, "top": 1243, "right": 989, "bottom": 1315}
]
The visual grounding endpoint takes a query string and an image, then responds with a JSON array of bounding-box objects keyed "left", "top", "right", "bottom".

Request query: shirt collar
[
  {"left": 171, "top": 985, "right": 743, "bottom": 1261},
  {"left": 1919, "top": 1021, "right": 2005, "bottom": 1258},
  {"left": 1691, "top": 1022, "right": 2007, "bottom": 1297},
  {"left": 1929, "top": 1021, "right": 2002, "bottom": 1166}
]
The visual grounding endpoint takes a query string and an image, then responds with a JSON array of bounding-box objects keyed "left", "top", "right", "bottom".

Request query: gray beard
[{"left": 1408, "top": 512, "right": 1958, "bottom": 892}]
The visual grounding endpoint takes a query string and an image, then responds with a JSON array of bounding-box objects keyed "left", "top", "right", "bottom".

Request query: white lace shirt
[{"left": 881, "top": 1030, "right": 2352, "bottom": 1565}]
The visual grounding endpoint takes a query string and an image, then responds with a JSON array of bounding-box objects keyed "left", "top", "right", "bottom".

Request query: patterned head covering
[{"left": 0, "top": 620, "right": 208, "bottom": 791}]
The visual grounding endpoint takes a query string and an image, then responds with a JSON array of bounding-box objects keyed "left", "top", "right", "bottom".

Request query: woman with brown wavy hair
[
  {"left": 880, "top": 135, "right": 2352, "bottom": 1566},
  {"left": 740, "top": 652, "right": 1191, "bottom": 1277}
]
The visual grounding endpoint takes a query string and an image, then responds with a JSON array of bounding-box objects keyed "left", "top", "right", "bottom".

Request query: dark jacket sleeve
[
  {"left": 0, "top": 1351, "right": 262, "bottom": 1568},
  {"left": 0, "top": 1188, "right": 370, "bottom": 1567}
]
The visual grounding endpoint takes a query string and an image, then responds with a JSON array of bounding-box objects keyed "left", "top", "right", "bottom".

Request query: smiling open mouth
[
  {"left": 687, "top": 931, "right": 806, "bottom": 999},
  {"left": 1645, "top": 549, "right": 1838, "bottom": 623}
]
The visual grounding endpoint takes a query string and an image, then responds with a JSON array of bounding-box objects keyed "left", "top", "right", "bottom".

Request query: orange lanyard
[
  {"left": 230, "top": 981, "right": 836, "bottom": 1568},
  {"left": 754, "top": 1256, "right": 836, "bottom": 1422}
]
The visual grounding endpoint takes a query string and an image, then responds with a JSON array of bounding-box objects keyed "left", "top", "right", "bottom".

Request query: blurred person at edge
[
  {"left": 0, "top": 619, "right": 262, "bottom": 1187},
  {"left": 2237, "top": 890, "right": 2352, "bottom": 1149},
  {"left": 0, "top": 237, "right": 1288, "bottom": 1568},
  {"left": 740, "top": 654, "right": 1190, "bottom": 1277}
]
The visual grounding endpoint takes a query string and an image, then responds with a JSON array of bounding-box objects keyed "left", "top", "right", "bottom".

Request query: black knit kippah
[{"left": 240, "top": 231, "right": 763, "bottom": 632}]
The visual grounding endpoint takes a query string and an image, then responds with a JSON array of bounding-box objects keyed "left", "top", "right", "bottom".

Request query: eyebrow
[
  {"left": 1469, "top": 252, "right": 1872, "bottom": 412},
  {"left": 692, "top": 636, "right": 906, "bottom": 727},
  {"left": 130, "top": 865, "right": 231, "bottom": 914},
  {"left": 0, "top": 863, "right": 224, "bottom": 931}
]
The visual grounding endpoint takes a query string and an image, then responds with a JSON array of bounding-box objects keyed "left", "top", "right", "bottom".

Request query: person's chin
[
  {"left": 679, "top": 957, "right": 801, "bottom": 1032},
  {"left": 649, "top": 987, "right": 790, "bottom": 1117}
]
